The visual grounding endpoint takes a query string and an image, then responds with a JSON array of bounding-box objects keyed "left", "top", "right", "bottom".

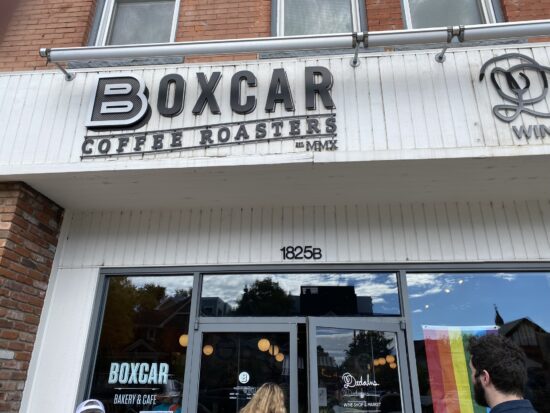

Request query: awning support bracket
[
  {"left": 54, "top": 62, "right": 76, "bottom": 81},
  {"left": 435, "top": 25, "right": 465, "bottom": 63},
  {"left": 350, "top": 32, "right": 366, "bottom": 68},
  {"left": 40, "top": 48, "right": 76, "bottom": 81}
]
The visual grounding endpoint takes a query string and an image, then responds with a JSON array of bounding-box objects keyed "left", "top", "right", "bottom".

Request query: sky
[{"left": 407, "top": 272, "right": 550, "bottom": 339}]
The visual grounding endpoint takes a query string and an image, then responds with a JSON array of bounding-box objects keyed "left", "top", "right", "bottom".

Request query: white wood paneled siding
[
  {"left": 58, "top": 200, "right": 550, "bottom": 268},
  {"left": 3, "top": 44, "right": 550, "bottom": 174}
]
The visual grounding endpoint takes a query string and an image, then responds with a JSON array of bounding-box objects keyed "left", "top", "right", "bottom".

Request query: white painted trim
[
  {"left": 401, "top": 0, "right": 413, "bottom": 29},
  {"left": 95, "top": 0, "right": 179, "bottom": 46}
]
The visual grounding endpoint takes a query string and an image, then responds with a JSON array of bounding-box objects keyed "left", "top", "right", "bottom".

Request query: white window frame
[
  {"left": 95, "top": 0, "right": 180, "bottom": 46},
  {"left": 402, "top": 0, "right": 497, "bottom": 29},
  {"left": 276, "top": 0, "right": 362, "bottom": 37}
]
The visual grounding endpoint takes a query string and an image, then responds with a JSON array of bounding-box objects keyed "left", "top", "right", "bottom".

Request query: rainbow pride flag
[{"left": 422, "top": 325, "right": 499, "bottom": 413}]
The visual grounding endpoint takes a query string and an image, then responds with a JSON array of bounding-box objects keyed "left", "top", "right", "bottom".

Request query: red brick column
[{"left": 0, "top": 182, "right": 63, "bottom": 413}]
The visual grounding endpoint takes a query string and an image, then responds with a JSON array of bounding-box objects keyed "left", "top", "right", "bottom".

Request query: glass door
[
  {"left": 187, "top": 321, "right": 298, "bottom": 413},
  {"left": 308, "top": 318, "right": 413, "bottom": 413}
]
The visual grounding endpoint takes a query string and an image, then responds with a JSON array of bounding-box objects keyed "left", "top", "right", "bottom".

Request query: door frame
[
  {"left": 187, "top": 318, "right": 299, "bottom": 413},
  {"left": 307, "top": 317, "right": 414, "bottom": 413}
]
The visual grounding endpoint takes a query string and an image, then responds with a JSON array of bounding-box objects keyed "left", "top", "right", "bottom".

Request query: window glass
[
  {"left": 406, "top": 272, "right": 550, "bottom": 413},
  {"left": 107, "top": 0, "right": 175, "bottom": 45},
  {"left": 89, "top": 275, "right": 193, "bottom": 413},
  {"left": 315, "top": 327, "right": 402, "bottom": 412},
  {"left": 408, "top": 0, "right": 483, "bottom": 28},
  {"left": 201, "top": 273, "right": 400, "bottom": 316},
  {"left": 283, "top": 0, "right": 353, "bottom": 35},
  {"left": 198, "top": 332, "right": 291, "bottom": 413}
]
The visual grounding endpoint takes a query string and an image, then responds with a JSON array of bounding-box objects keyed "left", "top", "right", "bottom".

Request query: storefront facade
[{"left": 1, "top": 39, "right": 550, "bottom": 413}]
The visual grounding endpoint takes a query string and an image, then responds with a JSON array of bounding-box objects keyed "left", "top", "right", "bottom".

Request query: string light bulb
[
  {"left": 258, "top": 338, "right": 270, "bottom": 352},
  {"left": 178, "top": 334, "right": 189, "bottom": 347},
  {"left": 269, "top": 345, "right": 279, "bottom": 356},
  {"left": 203, "top": 344, "right": 214, "bottom": 356}
]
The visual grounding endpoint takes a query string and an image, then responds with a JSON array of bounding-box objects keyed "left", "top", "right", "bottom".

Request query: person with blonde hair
[{"left": 240, "top": 382, "right": 287, "bottom": 413}]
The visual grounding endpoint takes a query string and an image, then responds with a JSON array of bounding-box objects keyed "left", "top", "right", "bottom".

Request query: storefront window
[
  {"left": 406, "top": 272, "right": 550, "bottom": 413},
  {"left": 88, "top": 275, "right": 193, "bottom": 413},
  {"left": 200, "top": 273, "right": 400, "bottom": 317}
]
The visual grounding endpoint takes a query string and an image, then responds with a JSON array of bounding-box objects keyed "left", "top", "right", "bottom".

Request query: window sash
[{"left": 95, "top": 0, "right": 180, "bottom": 46}]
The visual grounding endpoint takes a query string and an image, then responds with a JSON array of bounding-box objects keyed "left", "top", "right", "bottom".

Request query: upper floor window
[
  {"left": 276, "top": 0, "right": 363, "bottom": 36},
  {"left": 404, "top": 0, "right": 497, "bottom": 29},
  {"left": 96, "top": 0, "right": 179, "bottom": 46}
]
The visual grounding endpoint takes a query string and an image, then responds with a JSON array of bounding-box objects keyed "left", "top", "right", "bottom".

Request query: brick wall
[
  {"left": 366, "top": 0, "right": 404, "bottom": 31},
  {"left": 176, "top": 0, "right": 271, "bottom": 62},
  {"left": 0, "top": 183, "right": 63, "bottom": 413},
  {"left": 0, "top": 0, "right": 97, "bottom": 72},
  {"left": 500, "top": 0, "right": 550, "bottom": 21},
  {"left": 0, "top": 0, "right": 19, "bottom": 42}
]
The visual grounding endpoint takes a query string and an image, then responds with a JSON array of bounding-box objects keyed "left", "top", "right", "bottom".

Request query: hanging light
[
  {"left": 275, "top": 353, "right": 285, "bottom": 362},
  {"left": 378, "top": 357, "right": 387, "bottom": 366},
  {"left": 269, "top": 345, "right": 280, "bottom": 356},
  {"left": 258, "top": 338, "right": 270, "bottom": 352},
  {"left": 178, "top": 334, "right": 189, "bottom": 348},
  {"left": 203, "top": 344, "right": 214, "bottom": 356},
  {"left": 385, "top": 355, "right": 395, "bottom": 364},
  {"left": 390, "top": 362, "right": 397, "bottom": 369}
]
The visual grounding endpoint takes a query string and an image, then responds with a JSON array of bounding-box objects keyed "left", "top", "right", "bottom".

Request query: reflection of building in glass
[
  {"left": 130, "top": 293, "right": 191, "bottom": 354},
  {"left": 500, "top": 318, "right": 550, "bottom": 408},
  {"left": 200, "top": 297, "right": 232, "bottom": 316},
  {"left": 300, "top": 286, "right": 373, "bottom": 316},
  {"left": 357, "top": 296, "right": 374, "bottom": 315}
]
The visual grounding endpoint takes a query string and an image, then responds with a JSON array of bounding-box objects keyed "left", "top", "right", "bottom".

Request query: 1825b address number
[{"left": 280, "top": 246, "right": 322, "bottom": 260}]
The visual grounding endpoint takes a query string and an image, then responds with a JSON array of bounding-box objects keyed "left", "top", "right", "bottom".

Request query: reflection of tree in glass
[
  {"left": 136, "top": 283, "right": 166, "bottom": 311},
  {"left": 100, "top": 277, "right": 136, "bottom": 351},
  {"left": 341, "top": 331, "right": 399, "bottom": 391},
  {"left": 234, "top": 278, "right": 294, "bottom": 316}
]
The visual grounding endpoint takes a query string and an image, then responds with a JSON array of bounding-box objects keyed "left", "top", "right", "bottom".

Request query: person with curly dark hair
[{"left": 468, "top": 334, "right": 538, "bottom": 412}]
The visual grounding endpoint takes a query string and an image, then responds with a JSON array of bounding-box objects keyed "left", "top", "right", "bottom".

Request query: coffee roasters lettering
[{"left": 81, "top": 115, "right": 337, "bottom": 156}]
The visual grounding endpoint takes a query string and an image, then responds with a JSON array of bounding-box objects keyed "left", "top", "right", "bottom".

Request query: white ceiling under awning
[{"left": 6, "top": 155, "right": 550, "bottom": 210}]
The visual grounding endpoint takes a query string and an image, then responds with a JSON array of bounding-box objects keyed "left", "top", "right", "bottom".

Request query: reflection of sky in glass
[
  {"left": 317, "top": 328, "right": 396, "bottom": 365},
  {"left": 407, "top": 272, "right": 550, "bottom": 339},
  {"left": 409, "top": 0, "right": 482, "bottom": 28},
  {"left": 202, "top": 273, "right": 399, "bottom": 314},
  {"left": 128, "top": 275, "right": 193, "bottom": 296}
]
